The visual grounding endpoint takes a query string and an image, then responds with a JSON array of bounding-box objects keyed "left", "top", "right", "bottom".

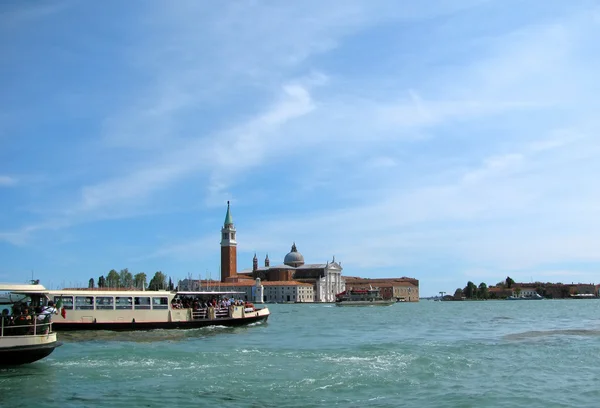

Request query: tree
[
  {"left": 88, "top": 278, "right": 95, "bottom": 289},
  {"left": 478, "top": 282, "right": 489, "bottom": 299},
  {"left": 463, "top": 281, "right": 477, "bottom": 299},
  {"left": 98, "top": 275, "right": 106, "bottom": 288},
  {"left": 505, "top": 276, "right": 515, "bottom": 289},
  {"left": 148, "top": 271, "right": 167, "bottom": 291},
  {"left": 134, "top": 273, "right": 147, "bottom": 290},
  {"left": 453, "top": 288, "right": 464, "bottom": 300},
  {"left": 106, "top": 269, "right": 120, "bottom": 288},
  {"left": 119, "top": 268, "right": 133, "bottom": 288},
  {"left": 168, "top": 277, "right": 174, "bottom": 291}
]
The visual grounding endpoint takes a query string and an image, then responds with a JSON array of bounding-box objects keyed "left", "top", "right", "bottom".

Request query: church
[
  {"left": 219, "top": 201, "right": 344, "bottom": 302},
  {"left": 236, "top": 243, "right": 345, "bottom": 303},
  {"left": 178, "top": 202, "right": 418, "bottom": 303}
]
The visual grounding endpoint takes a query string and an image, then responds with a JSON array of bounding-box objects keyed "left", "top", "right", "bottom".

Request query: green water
[{"left": 2, "top": 300, "right": 600, "bottom": 407}]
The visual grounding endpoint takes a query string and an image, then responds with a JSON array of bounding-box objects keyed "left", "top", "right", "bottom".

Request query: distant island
[{"left": 437, "top": 276, "right": 598, "bottom": 300}]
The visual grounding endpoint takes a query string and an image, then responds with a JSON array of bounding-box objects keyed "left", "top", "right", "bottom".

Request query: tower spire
[{"left": 224, "top": 200, "right": 234, "bottom": 227}]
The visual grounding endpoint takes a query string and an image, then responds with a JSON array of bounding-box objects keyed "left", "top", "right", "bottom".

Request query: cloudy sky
[{"left": 1, "top": 1, "right": 599, "bottom": 296}]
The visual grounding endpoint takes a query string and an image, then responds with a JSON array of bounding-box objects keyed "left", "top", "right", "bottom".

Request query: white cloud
[
  {"left": 0, "top": 176, "right": 17, "bottom": 186},
  {"left": 3, "top": 1, "right": 600, "bottom": 297}
]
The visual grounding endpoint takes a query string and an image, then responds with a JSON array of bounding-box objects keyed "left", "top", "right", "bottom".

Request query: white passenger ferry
[{"left": 4, "top": 284, "right": 270, "bottom": 332}]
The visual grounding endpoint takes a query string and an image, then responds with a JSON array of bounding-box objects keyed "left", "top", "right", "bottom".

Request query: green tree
[
  {"left": 98, "top": 275, "right": 106, "bottom": 288},
  {"left": 463, "top": 281, "right": 477, "bottom": 299},
  {"left": 478, "top": 282, "right": 489, "bottom": 299},
  {"left": 505, "top": 276, "right": 515, "bottom": 289},
  {"left": 133, "top": 273, "right": 147, "bottom": 290},
  {"left": 514, "top": 287, "right": 522, "bottom": 296},
  {"left": 168, "top": 277, "right": 174, "bottom": 291},
  {"left": 106, "top": 269, "right": 120, "bottom": 288},
  {"left": 453, "top": 288, "right": 464, "bottom": 300},
  {"left": 148, "top": 271, "right": 167, "bottom": 291},
  {"left": 88, "top": 278, "right": 95, "bottom": 289},
  {"left": 119, "top": 268, "right": 133, "bottom": 288}
]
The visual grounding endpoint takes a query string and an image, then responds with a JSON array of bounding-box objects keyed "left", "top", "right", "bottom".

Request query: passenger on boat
[
  {"left": 1, "top": 308, "right": 12, "bottom": 327},
  {"left": 13, "top": 307, "right": 33, "bottom": 335}
]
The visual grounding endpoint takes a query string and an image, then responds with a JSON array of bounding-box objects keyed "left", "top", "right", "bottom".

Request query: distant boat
[
  {"left": 569, "top": 294, "right": 597, "bottom": 299},
  {"left": 335, "top": 287, "right": 395, "bottom": 307},
  {"left": 507, "top": 293, "right": 543, "bottom": 300}
]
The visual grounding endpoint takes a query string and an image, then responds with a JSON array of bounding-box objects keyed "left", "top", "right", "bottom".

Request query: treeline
[
  {"left": 87, "top": 269, "right": 175, "bottom": 291},
  {"left": 452, "top": 276, "right": 516, "bottom": 300}
]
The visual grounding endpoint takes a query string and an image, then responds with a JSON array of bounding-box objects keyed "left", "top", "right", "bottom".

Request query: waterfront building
[
  {"left": 237, "top": 244, "right": 345, "bottom": 303},
  {"left": 178, "top": 202, "right": 418, "bottom": 303},
  {"left": 344, "top": 277, "right": 419, "bottom": 302}
]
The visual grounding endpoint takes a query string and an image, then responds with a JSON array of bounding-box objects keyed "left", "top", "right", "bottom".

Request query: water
[{"left": 2, "top": 300, "right": 600, "bottom": 407}]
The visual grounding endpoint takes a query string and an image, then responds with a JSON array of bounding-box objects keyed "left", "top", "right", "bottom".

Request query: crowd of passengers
[
  {"left": 171, "top": 297, "right": 254, "bottom": 312},
  {"left": 1, "top": 301, "right": 57, "bottom": 336}
]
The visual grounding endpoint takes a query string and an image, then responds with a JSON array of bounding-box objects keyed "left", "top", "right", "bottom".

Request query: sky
[{"left": 1, "top": 1, "right": 599, "bottom": 297}]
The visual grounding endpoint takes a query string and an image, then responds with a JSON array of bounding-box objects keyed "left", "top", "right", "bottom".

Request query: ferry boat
[
  {"left": 507, "top": 293, "right": 544, "bottom": 300},
  {"left": 335, "top": 287, "right": 395, "bottom": 306},
  {"left": 0, "top": 283, "right": 63, "bottom": 366},
  {"left": 35, "top": 286, "right": 270, "bottom": 331}
]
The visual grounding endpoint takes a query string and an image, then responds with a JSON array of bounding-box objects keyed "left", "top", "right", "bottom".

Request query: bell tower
[{"left": 220, "top": 201, "right": 237, "bottom": 282}]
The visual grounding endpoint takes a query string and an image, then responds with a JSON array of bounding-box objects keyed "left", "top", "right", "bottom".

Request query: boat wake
[
  {"left": 504, "top": 328, "right": 600, "bottom": 341},
  {"left": 59, "top": 325, "right": 236, "bottom": 343}
]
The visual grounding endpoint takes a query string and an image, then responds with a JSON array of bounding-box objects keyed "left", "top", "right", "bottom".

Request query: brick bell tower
[{"left": 220, "top": 201, "right": 237, "bottom": 282}]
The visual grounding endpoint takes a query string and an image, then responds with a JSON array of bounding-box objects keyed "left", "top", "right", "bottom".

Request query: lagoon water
[{"left": 2, "top": 300, "right": 600, "bottom": 407}]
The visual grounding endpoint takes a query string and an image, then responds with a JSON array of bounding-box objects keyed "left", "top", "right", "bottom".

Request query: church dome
[{"left": 284, "top": 242, "right": 305, "bottom": 267}]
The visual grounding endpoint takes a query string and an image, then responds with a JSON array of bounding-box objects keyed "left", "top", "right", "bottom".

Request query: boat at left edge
[{"left": 0, "top": 283, "right": 63, "bottom": 366}]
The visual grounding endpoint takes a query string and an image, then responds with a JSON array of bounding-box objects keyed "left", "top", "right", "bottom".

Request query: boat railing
[
  {"left": 191, "top": 306, "right": 231, "bottom": 320},
  {"left": 1, "top": 313, "right": 54, "bottom": 337}
]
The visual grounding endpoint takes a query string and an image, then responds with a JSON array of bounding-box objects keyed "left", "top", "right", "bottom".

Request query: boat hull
[
  {"left": 335, "top": 301, "right": 395, "bottom": 307},
  {"left": 0, "top": 334, "right": 62, "bottom": 366},
  {"left": 52, "top": 313, "right": 269, "bottom": 332}
]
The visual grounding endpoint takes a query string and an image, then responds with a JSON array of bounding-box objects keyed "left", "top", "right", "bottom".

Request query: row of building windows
[{"left": 53, "top": 296, "right": 170, "bottom": 311}]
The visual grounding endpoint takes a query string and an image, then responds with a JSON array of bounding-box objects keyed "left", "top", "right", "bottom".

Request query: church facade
[{"left": 238, "top": 243, "right": 345, "bottom": 303}]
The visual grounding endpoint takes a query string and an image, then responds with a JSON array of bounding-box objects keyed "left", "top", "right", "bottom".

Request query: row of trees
[
  {"left": 452, "top": 276, "right": 517, "bottom": 300},
  {"left": 88, "top": 269, "right": 175, "bottom": 291}
]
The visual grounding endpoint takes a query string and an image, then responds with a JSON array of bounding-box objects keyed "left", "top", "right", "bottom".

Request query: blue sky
[{"left": 1, "top": 1, "right": 599, "bottom": 297}]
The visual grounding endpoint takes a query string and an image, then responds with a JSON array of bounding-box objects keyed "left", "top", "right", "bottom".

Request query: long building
[{"left": 179, "top": 202, "right": 419, "bottom": 303}]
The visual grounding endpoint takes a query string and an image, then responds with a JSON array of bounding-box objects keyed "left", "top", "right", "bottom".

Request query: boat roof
[
  {"left": 44, "top": 289, "right": 244, "bottom": 296},
  {"left": 48, "top": 289, "right": 174, "bottom": 296},
  {"left": 0, "top": 283, "right": 49, "bottom": 294},
  {"left": 176, "top": 291, "right": 245, "bottom": 295}
]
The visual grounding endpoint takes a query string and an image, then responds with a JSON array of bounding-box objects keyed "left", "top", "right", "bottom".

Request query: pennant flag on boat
[{"left": 55, "top": 298, "right": 66, "bottom": 319}]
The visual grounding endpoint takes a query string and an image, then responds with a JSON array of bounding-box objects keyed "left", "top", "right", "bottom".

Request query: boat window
[
  {"left": 115, "top": 296, "right": 132, "bottom": 310},
  {"left": 134, "top": 296, "right": 151, "bottom": 310},
  {"left": 95, "top": 296, "right": 114, "bottom": 310},
  {"left": 152, "top": 297, "right": 169, "bottom": 309},
  {"left": 75, "top": 296, "right": 94, "bottom": 310},
  {"left": 54, "top": 296, "right": 73, "bottom": 310}
]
